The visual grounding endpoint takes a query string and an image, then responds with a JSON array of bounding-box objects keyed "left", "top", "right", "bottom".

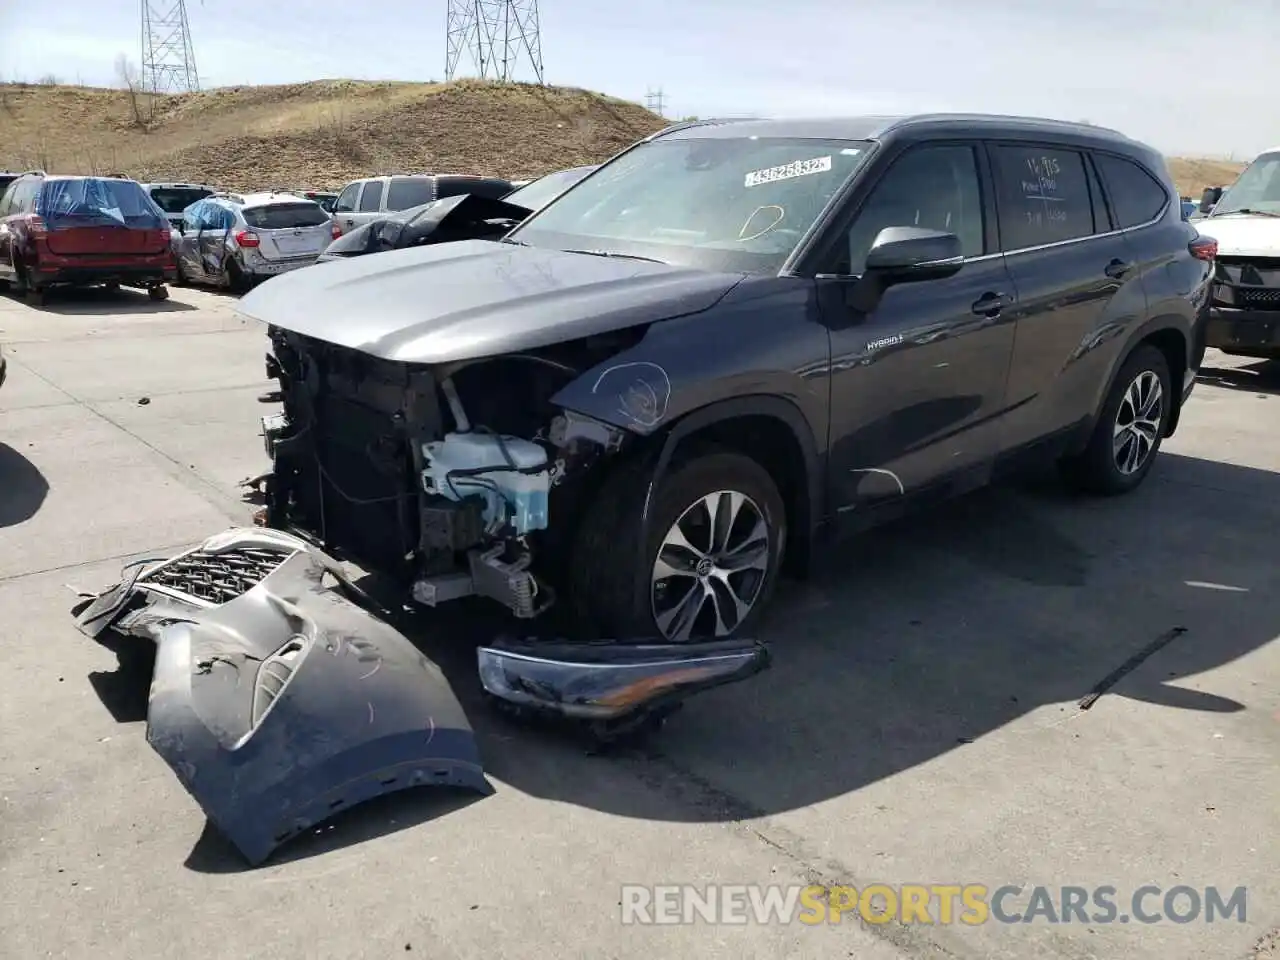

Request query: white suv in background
[
  {"left": 172, "top": 191, "right": 332, "bottom": 291},
  {"left": 329, "top": 173, "right": 515, "bottom": 238}
]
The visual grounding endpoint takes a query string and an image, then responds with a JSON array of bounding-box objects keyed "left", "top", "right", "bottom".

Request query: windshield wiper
[
  {"left": 1211, "top": 208, "right": 1280, "bottom": 219},
  {"left": 561, "top": 248, "right": 668, "bottom": 264}
]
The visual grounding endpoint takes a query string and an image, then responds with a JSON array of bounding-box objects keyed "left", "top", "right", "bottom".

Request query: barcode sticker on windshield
[{"left": 744, "top": 156, "right": 833, "bottom": 188}]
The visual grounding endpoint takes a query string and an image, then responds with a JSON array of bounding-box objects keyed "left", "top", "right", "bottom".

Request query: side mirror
[{"left": 864, "top": 226, "right": 964, "bottom": 285}]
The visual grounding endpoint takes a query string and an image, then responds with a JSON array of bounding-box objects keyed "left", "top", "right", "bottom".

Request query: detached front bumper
[
  {"left": 1205, "top": 306, "right": 1280, "bottom": 353},
  {"left": 76, "top": 528, "right": 769, "bottom": 865}
]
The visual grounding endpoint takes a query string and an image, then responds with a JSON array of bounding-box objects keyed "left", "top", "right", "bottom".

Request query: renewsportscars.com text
[{"left": 620, "top": 883, "right": 1248, "bottom": 926}]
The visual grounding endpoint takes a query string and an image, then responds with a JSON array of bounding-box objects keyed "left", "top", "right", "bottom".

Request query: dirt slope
[
  {"left": 0, "top": 79, "right": 667, "bottom": 190},
  {"left": 0, "top": 78, "right": 1248, "bottom": 195}
]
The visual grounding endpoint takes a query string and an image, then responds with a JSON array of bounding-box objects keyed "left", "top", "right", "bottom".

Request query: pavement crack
[
  {"left": 1078, "top": 625, "right": 1188, "bottom": 710},
  {"left": 622, "top": 749, "right": 961, "bottom": 958},
  {"left": 0, "top": 539, "right": 196, "bottom": 584}
]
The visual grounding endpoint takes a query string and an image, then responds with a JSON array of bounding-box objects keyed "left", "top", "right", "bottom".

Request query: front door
[
  {"left": 197, "top": 205, "right": 233, "bottom": 277},
  {"left": 819, "top": 142, "right": 1018, "bottom": 518},
  {"left": 986, "top": 142, "right": 1150, "bottom": 453}
]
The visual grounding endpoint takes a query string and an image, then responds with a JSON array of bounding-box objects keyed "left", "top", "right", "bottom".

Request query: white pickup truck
[{"left": 1188, "top": 148, "right": 1280, "bottom": 358}]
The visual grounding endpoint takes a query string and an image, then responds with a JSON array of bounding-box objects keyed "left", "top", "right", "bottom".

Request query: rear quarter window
[
  {"left": 242, "top": 202, "right": 329, "bottom": 229},
  {"left": 991, "top": 144, "right": 1097, "bottom": 250},
  {"left": 386, "top": 177, "right": 436, "bottom": 210},
  {"left": 1093, "top": 153, "right": 1169, "bottom": 229}
]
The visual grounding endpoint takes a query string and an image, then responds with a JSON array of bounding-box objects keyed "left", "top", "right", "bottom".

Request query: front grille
[
  {"left": 144, "top": 547, "right": 289, "bottom": 604},
  {"left": 1237, "top": 287, "right": 1280, "bottom": 308}
]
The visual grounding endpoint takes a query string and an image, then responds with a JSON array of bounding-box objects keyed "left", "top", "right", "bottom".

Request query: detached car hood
[
  {"left": 1191, "top": 215, "right": 1280, "bottom": 257},
  {"left": 234, "top": 239, "right": 743, "bottom": 364}
]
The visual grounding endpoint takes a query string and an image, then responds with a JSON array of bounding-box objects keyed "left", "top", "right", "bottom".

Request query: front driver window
[{"left": 838, "top": 145, "right": 984, "bottom": 275}]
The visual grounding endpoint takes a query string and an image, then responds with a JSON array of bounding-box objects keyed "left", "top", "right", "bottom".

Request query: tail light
[
  {"left": 235, "top": 230, "right": 260, "bottom": 248},
  {"left": 26, "top": 214, "right": 47, "bottom": 236},
  {"left": 331, "top": 221, "right": 342, "bottom": 240},
  {"left": 1189, "top": 236, "right": 1217, "bottom": 261}
]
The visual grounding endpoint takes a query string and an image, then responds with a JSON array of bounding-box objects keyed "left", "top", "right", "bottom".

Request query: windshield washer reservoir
[{"left": 422, "top": 433, "right": 550, "bottom": 535}]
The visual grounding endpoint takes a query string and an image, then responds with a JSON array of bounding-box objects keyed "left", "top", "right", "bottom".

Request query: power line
[
  {"left": 140, "top": 0, "right": 200, "bottom": 94},
  {"left": 446, "top": 0, "right": 545, "bottom": 83}
]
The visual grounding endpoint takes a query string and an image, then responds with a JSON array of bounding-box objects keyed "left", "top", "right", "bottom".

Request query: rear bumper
[
  {"left": 1205, "top": 306, "right": 1280, "bottom": 353},
  {"left": 33, "top": 259, "right": 177, "bottom": 287},
  {"left": 243, "top": 255, "right": 320, "bottom": 279}
]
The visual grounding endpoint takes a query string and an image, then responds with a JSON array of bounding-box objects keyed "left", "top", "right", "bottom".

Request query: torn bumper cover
[{"left": 75, "top": 528, "right": 770, "bottom": 864}]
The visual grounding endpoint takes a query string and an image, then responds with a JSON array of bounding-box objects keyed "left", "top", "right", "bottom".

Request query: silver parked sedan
[{"left": 171, "top": 191, "right": 332, "bottom": 291}]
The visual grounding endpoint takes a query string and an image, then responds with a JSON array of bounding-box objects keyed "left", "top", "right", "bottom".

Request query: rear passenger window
[
  {"left": 333, "top": 183, "right": 359, "bottom": 213},
  {"left": 386, "top": 177, "right": 435, "bottom": 210},
  {"left": 992, "top": 145, "right": 1095, "bottom": 250},
  {"left": 358, "top": 180, "right": 384, "bottom": 212},
  {"left": 1093, "top": 153, "right": 1169, "bottom": 229}
]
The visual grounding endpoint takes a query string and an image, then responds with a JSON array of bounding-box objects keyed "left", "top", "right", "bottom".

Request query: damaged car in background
[
  {"left": 76, "top": 114, "right": 1209, "bottom": 865},
  {"left": 316, "top": 164, "right": 597, "bottom": 263}
]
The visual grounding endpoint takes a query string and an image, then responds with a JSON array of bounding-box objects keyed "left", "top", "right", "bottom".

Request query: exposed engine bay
[{"left": 258, "top": 324, "right": 642, "bottom": 621}]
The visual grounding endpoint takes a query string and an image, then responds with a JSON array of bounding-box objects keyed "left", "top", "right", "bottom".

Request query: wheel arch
[
  {"left": 624, "top": 394, "right": 824, "bottom": 613},
  {"left": 1082, "top": 316, "right": 1191, "bottom": 447}
]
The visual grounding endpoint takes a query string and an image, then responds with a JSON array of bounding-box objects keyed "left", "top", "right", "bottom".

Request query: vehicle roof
[
  {"left": 144, "top": 182, "right": 216, "bottom": 189},
  {"left": 654, "top": 113, "right": 1139, "bottom": 148},
  {"left": 213, "top": 191, "right": 318, "bottom": 208}
]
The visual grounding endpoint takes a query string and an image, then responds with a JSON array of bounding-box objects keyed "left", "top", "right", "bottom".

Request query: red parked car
[{"left": 0, "top": 173, "right": 177, "bottom": 305}]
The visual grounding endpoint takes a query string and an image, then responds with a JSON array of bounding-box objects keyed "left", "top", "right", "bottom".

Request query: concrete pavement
[{"left": 1, "top": 283, "right": 1276, "bottom": 960}]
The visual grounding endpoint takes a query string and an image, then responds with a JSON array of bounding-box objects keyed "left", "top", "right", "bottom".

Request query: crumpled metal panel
[{"left": 75, "top": 528, "right": 489, "bottom": 866}]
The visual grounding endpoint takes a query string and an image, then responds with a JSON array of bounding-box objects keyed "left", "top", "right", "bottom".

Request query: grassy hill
[
  {"left": 0, "top": 78, "right": 1247, "bottom": 197},
  {"left": 0, "top": 78, "right": 667, "bottom": 190}
]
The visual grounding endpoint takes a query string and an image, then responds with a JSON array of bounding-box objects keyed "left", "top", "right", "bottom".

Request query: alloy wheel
[
  {"left": 651, "top": 489, "right": 770, "bottom": 641},
  {"left": 1113, "top": 370, "right": 1163, "bottom": 475}
]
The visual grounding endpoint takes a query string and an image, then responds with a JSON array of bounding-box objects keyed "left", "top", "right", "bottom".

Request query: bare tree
[{"left": 115, "top": 54, "right": 148, "bottom": 128}]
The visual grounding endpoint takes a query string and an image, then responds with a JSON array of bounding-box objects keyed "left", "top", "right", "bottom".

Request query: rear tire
[
  {"left": 148, "top": 284, "right": 169, "bottom": 302},
  {"left": 103, "top": 281, "right": 120, "bottom": 292},
  {"left": 1060, "top": 344, "right": 1172, "bottom": 495},
  {"left": 569, "top": 449, "right": 787, "bottom": 641},
  {"left": 221, "top": 258, "right": 246, "bottom": 293}
]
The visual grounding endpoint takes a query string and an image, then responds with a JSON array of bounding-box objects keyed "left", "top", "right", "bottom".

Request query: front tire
[
  {"left": 148, "top": 284, "right": 169, "bottom": 302},
  {"left": 570, "top": 450, "right": 787, "bottom": 641},
  {"left": 1061, "top": 344, "right": 1172, "bottom": 495}
]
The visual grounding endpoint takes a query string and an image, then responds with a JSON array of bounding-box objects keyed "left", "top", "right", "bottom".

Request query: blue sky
[{"left": 0, "top": 0, "right": 1275, "bottom": 158}]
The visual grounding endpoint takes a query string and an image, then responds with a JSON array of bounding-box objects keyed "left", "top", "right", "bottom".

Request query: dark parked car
[
  {"left": 236, "top": 114, "right": 1211, "bottom": 644},
  {"left": 0, "top": 173, "right": 176, "bottom": 303},
  {"left": 317, "top": 164, "right": 596, "bottom": 263},
  {"left": 295, "top": 190, "right": 338, "bottom": 212},
  {"left": 0, "top": 169, "right": 43, "bottom": 196}
]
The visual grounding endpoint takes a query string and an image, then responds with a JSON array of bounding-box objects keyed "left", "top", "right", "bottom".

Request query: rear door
[
  {"left": 987, "top": 141, "right": 1149, "bottom": 453},
  {"left": 384, "top": 177, "right": 436, "bottom": 214},
  {"left": 244, "top": 202, "right": 331, "bottom": 260}
]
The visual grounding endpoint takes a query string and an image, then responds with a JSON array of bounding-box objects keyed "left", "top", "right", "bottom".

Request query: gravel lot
[{"left": 1, "top": 284, "right": 1277, "bottom": 960}]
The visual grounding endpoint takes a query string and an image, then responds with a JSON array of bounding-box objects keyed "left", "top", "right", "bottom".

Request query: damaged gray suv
[
  {"left": 76, "top": 114, "right": 1211, "bottom": 865},
  {"left": 245, "top": 114, "right": 1210, "bottom": 639}
]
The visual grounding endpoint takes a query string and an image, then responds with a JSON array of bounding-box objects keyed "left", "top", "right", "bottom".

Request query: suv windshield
[
  {"left": 149, "top": 186, "right": 213, "bottom": 213},
  {"left": 1208, "top": 151, "right": 1280, "bottom": 217},
  {"left": 37, "top": 178, "right": 167, "bottom": 229},
  {"left": 504, "top": 167, "right": 593, "bottom": 213},
  {"left": 509, "top": 137, "right": 872, "bottom": 273},
  {"left": 243, "top": 202, "right": 329, "bottom": 229}
]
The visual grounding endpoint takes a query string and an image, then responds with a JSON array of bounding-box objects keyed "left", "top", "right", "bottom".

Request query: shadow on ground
[
  {"left": 1197, "top": 357, "right": 1280, "bottom": 396},
  {"left": 0, "top": 442, "right": 49, "bottom": 527},
  {"left": 83, "top": 451, "right": 1280, "bottom": 870},
  {"left": 22, "top": 285, "right": 196, "bottom": 315}
]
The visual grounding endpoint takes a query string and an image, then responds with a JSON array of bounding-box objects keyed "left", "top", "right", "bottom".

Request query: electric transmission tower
[
  {"left": 140, "top": 0, "right": 200, "bottom": 94},
  {"left": 445, "top": 0, "right": 545, "bottom": 84},
  {"left": 646, "top": 87, "right": 666, "bottom": 117}
]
